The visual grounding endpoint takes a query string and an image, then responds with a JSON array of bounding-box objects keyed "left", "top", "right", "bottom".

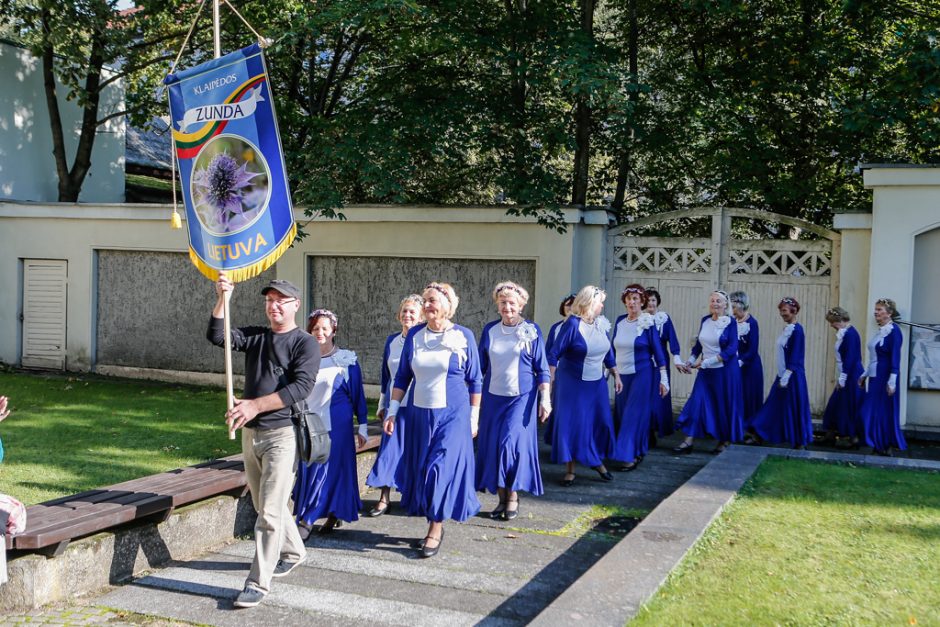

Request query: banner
[{"left": 164, "top": 43, "right": 295, "bottom": 282}]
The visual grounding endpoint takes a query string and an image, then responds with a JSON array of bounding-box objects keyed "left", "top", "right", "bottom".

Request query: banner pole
[
  {"left": 212, "top": 0, "right": 221, "bottom": 58},
  {"left": 224, "top": 289, "right": 236, "bottom": 439}
]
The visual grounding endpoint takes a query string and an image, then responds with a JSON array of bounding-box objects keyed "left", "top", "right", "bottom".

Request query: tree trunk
[
  {"left": 571, "top": 0, "right": 595, "bottom": 206},
  {"left": 612, "top": 0, "right": 638, "bottom": 212}
]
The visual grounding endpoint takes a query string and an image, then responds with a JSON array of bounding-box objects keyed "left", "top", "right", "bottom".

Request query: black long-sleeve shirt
[{"left": 207, "top": 317, "right": 320, "bottom": 430}]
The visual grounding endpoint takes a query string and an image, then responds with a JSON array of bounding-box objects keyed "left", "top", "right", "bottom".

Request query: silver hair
[{"left": 729, "top": 290, "right": 749, "bottom": 311}]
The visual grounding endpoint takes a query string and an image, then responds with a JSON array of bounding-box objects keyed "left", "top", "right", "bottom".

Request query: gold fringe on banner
[{"left": 189, "top": 221, "right": 297, "bottom": 283}]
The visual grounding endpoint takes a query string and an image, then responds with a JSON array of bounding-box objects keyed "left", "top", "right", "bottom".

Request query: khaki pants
[{"left": 242, "top": 425, "right": 305, "bottom": 593}]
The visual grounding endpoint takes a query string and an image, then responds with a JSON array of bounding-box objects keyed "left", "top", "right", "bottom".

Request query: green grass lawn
[
  {"left": 0, "top": 370, "right": 378, "bottom": 505},
  {"left": 631, "top": 458, "right": 940, "bottom": 626}
]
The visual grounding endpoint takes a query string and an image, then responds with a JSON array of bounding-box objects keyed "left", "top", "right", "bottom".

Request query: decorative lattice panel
[
  {"left": 612, "top": 239, "right": 712, "bottom": 273},
  {"left": 729, "top": 248, "right": 831, "bottom": 277}
]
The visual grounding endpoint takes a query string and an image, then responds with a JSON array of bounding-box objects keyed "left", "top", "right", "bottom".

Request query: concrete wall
[
  {"left": 860, "top": 166, "right": 940, "bottom": 430},
  {"left": 0, "top": 202, "right": 608, "bottom": 385},
  {"left": 0, "top": 41, "right": 125, "bottom": 203}
]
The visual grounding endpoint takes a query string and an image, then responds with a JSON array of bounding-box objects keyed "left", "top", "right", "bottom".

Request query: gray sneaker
[
  {"left": 233, "top": 585, "right": 266, "bottom": 608},
  {"left": 272, "top": 556, "right": 305, "bottom": 578}
]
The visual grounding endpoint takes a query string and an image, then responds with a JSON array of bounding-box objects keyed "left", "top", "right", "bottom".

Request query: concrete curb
[{"left": 530, "top": 446, "right": 940, "bottom": 626}]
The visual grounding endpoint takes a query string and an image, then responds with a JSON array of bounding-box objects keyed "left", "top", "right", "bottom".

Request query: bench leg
[{"left": 40, "top": 540, "right": 70, "bottom": 558}]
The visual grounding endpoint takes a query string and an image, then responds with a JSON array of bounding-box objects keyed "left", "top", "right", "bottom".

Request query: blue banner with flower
[{"left": 164, "top": 43, "right": 295, "bottom": 282}]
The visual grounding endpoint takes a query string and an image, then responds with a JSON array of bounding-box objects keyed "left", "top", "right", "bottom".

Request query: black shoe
[
  {"left": 297, "top": 522, "right": 313, "bottom": 541},
  {"left": 504, "top": 497, "right": 519, "bottom": 521},
  {"left": 618, "top": 461, "right": 638, "bottom": 472},
  {"left": 420, "top": 527, "right": 444, "bottom": 558},
  {"left": 593, "top": 466, "right": 613, "bottom": 482},
  {"left": 233, "top": 585, "right": 266, "bottom": 608},
  {"left": 560, "top": 473, "right": 575, "bottom": 487},
  {"left": 672, "top": 442, "right": 693, "bottom": 455},
  {"left": 272, "top": 556, "right": 305, "bottom": 578},
  {"left": 711, "top": 442, "right": 729, "bottom": 455},
  {"left": 368, "top": 499, "right": 390, "bottom": 517},
  {"left": 489, "top": 500, "right": 507, "bottom": 520},
  {"left": 318, "top": 515, "right": 342, "bottom": 534},
  {"left": 650, "top": 431, "right": 658, "bottom": 448}
]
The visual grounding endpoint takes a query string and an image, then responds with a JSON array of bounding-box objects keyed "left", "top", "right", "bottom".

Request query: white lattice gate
[{"left": 606, "top": 208, "right": 840, "bottom": 415}]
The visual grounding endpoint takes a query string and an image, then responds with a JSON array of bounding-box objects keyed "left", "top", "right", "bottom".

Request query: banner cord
[
  {"left": 169, "top": 0, "right": 210, "bottom": 76},
  {"left": 222, "top": 0, "right": 271, "bottom": 47}
]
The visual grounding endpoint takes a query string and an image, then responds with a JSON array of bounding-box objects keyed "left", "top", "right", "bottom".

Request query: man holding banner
[{"left": 208, "top": 273, "right": 319, "bottom": 608}]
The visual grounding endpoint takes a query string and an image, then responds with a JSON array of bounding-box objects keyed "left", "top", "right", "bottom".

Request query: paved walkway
[{"left": 52, "top": 436, "right": 707, "bottom": 626}]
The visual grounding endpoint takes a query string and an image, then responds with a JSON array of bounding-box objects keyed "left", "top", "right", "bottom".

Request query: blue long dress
[
  {"left": 860, "top": 323, "right": 907, "bottom": 452},
  {"left": 543, "top": 318, "right": 566, "bottom": 446},
  {"left": 547, "top": 315, "right": 616, "bottom": 467},
  {"left": 366, "top": 332, "right": 414, "bottom": 491},
  {"left": 475, "top": 320, "right": 550, "bottom": 496},
  {"left": 293, "top": 350, "right": 368, "bottom": 524},
  {"left": 675, "top": 315, "right": 745, "bottom": 444},
  {"left": 612, "top": 313, "right": 666, "bottom": 463},
  {"left": 737, "top": 315, "right": 765, "bottom": 427},
  {"left": 822, "top": 326, "right": 865, "bottom": 438},
  {"left": 394, "top": 323, "right": 482, "bottom": 522},
  {"left": 749, "top": 323, "right": 813, "bottom": 448},
  {"left": 650, "top": 312, "right": 681, "bottom": 437}
]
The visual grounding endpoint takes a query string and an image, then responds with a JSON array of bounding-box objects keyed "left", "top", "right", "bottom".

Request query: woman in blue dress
[
  {"left": 476, "top": 282, "right": 551, "bottom": 520},
  {"left": 748, "top": 297, "right": 813, "bottom": 449},
  {"left": 612, "top": 285, "right": 668, "bottom": 471},
  {"left": 859, "top": 298, "right": 907, "bottom": 456},
  {"left": 365, "top": 295, "right": 424, "bottom": 517},
  {"left": 383, "top": 282, "right": 482, "bottom": 558},
  {"left": 820, "top": 307, "right": 865, "bottom": 448},
  {"left": 729, "top": 291, "right": 764, "bottom": 438},
  {"left": 674, "top": 290, "right": 744, "bottom": 454},
  {"left": 547, "top": 285, "right": 622, "bottom": 486},
  {"left": 293, "top": 309, "right": 369, "bottom": 536},
  {"left": 644, "top": 287, "right": 683, "bottom": 443},
  {"left": 544, "top": 294, "right": 575, "bottom": 447}
]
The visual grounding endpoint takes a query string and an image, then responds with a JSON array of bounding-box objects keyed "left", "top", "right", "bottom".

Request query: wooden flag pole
[{"left": 224, "top": 288, "right": 236, "bottom": 440}]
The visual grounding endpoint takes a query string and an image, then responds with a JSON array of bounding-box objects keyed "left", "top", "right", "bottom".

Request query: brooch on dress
[
  {"left": 715, "top": 315, "right": 731, "bottom": 331},
  {"left": 736, "top": 321, "right": 750, "bottom": 338},
  {"left": 515, "top": 321, "right": 539, "bottom": 352},
  {"left": 636, "top": 312, "right": 654, "bottom": 332},
  {"left": 332, "top": 349, "right": 358, "bottom": 381},
  {"left": 653, "top": 311, "right": 669, "bottom": 331},
  {"left": 595, "top": 315, "right": 612, "bottom": 334},
  {"left": 876, "top": 322, "right": 894, "bottom": 347},
  {"left": 440, "top": 328, "right": 469, "bottom": 366}
]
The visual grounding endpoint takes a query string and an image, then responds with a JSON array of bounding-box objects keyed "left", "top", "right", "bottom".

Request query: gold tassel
[{"left": 171, "top": 210, "right": 182, "bottom": 229}]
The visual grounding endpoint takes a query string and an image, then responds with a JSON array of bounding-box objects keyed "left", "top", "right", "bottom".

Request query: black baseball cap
[{"left": 261, "top": 279, "right": 301, "bottom": 300}]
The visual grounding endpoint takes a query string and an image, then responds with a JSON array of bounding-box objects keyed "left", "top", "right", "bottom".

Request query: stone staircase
[{"left": 98, "top": 441, "right": 710, "bottom": 626}]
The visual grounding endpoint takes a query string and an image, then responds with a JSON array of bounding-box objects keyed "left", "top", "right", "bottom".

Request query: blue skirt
[
  {"left": 822, "top": 376, "right": 864, "bottom": 438},
  {"left": 861, "top": 375, "right": 907, "bottom": 451},
  {"left": 549, "top": 369, "right": 614, "bottom": 467},
  {"left": 675, "top": 365, "right": 745, "bottom": 443},
  {"left": 293, "top": 413, "right": 362, "bottom": 524},
  {"left": 475, "top": 390, "right": 544, "bottom": 496},
  {"left": 612, "top": 369, "right": 656, "bottom": 462},
  {"left": 741, "top": 361, "right": 765, "bottom": 426},
  {"left": 750, "top": 373, "right": 813, "bottom": 448},
  {"left": 366, "top": 405, "right": 409, "bottom": 490},
  {"left": 397, "top": 405, "right": 481, "bottom": 522},
  {"left": 650, "top": 368, "right": 675, "bottom": 437}
]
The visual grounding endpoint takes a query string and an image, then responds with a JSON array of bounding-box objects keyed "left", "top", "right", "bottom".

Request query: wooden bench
[{"left": 6, "top": 434, "right": 381, "bottom": 557}]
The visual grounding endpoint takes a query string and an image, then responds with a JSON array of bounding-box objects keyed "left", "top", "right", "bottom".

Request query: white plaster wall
[
  {"left": 0, "top": 41, "right": 125, "bottom": 203},
  {"left": 0, "top": 202, "right": 605, "bottom": 372},
  {"left": 863, "top": 167, "right": 940, "bottom": 429}
]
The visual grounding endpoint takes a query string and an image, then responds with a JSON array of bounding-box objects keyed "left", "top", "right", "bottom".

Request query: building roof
[{"left": 125, "top": 117, "right": 171, "bottom": 171}]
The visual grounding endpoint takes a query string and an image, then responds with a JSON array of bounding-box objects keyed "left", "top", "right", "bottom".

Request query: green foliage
[{"left": 631, "top": 458, "right": 940, "bottom": 625}]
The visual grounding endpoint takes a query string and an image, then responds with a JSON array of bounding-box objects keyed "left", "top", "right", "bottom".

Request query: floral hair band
[
  {"left": 425, "top": 283, "right": 450, "bottom": 299},
  {"left": 308, "top": 308, "right": 338, "bottom": 328},
  {"left": 496, "top": 284, "right": 525, "bottom": 298},
  {"left": 621, "top": 286, "right": 645, "bottom": 298},
  {"left": 780, "top": 297, "right": 799, "bottom": 307}
]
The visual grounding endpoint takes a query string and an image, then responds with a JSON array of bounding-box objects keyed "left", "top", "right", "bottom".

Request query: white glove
[
  {"left": 659, "top": 369, "right": 670, "bottom": 392},
  {"left": 780, "top": 370, "right": 792, "bottom": 388},
  {"left": 837, "top": 373, "right": 847, "bottom": 388},
  {"left": 867, "top": 362, "right": 877, "bottom": 377},
  {"left": 470, "top": 405, "right": 480, "bottom": 434},
  {"left": 358, "top": 423, "right": 368, "bottom": 440},
  {"left": 539, "top": 389, "right": 552, "bottom": 415},
  {"left": 387, "top": 399, "right": 401, "bottom": 420},
  {"left": 701, "top": 356, "right": 720, "bottom": 368},
  {"left": 888, "top": 373, "right": 897, "bottom": 394},
  {"left": 673, "top": 354, "right": 684, "bottom": 367},
  {"left": 377, "top": 393, "right": 387, "bottom": 415},
  {"left": 738, "top": 359, "right": 744, "bottom": 368}
]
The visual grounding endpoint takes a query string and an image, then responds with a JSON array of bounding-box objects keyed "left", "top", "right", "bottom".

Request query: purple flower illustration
[{"left": 193, "top": 152, "right": 263, "bottom": 233}]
